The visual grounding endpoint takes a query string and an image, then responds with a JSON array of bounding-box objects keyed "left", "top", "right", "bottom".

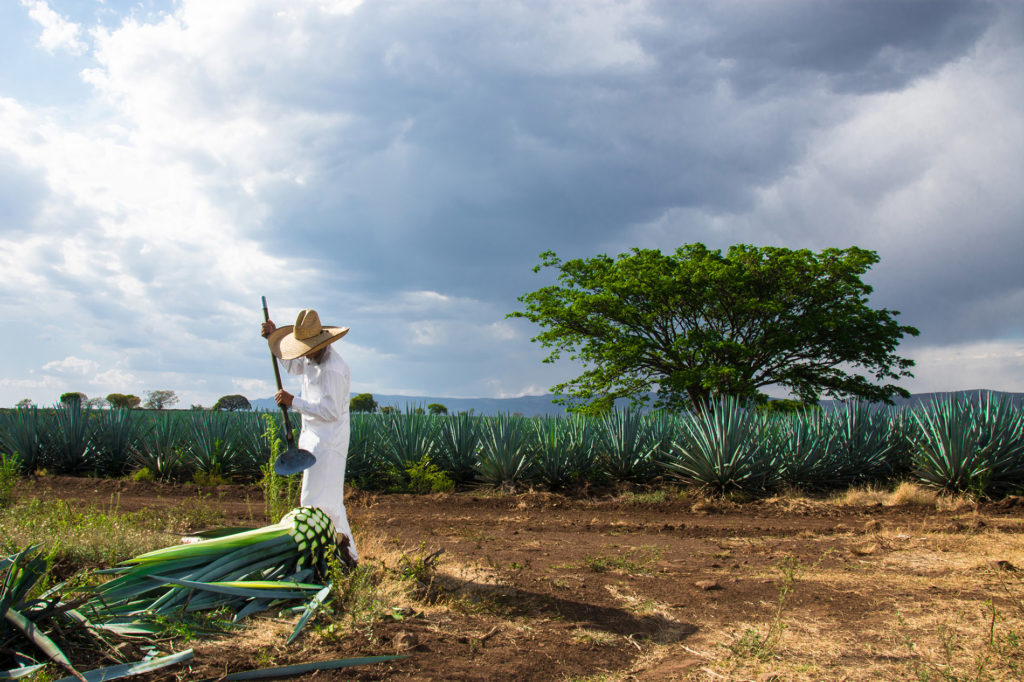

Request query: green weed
[
  {"left": 0, "top": 453, "right": 21, "bottom": 507},
  {"left": 405, "top": 456, "right": 455, "bottom": 494},
  {"left": 258, "top": 414, "right": 301, "bottom": 522},
  {"left": 580, "top": 545, "right": 662, "bottom": 574},
  {"left": 728, "top": 555, "right": 800, "bottom": 660},
  {"left": 193, "top": 466, "right": 230, "bottom": 487},
  {"left": 621, "top": 489, "right": 667, "bottom": 504},
  {"left": 129, "top": 466, "right": 155, "bottom": 482}
]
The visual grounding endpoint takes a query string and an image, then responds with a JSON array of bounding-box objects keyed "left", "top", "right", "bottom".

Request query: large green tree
[{"left": 509, "top": 244, "right": 919, "bottom": 412}]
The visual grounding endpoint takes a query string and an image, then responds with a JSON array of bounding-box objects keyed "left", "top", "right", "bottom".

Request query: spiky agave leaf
[
  {"left": 86, "top": 507, "right": 339, "bottom": 624},
  {"left": 0, "top": 546, "right": 87, "bottom": 681},
  {"left": 50, "top": 649, "right": 194, "bottom": 682}
]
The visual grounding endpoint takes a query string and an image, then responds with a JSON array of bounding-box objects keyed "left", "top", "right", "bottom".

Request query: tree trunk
[{"left": 687, "top": 387, "right": 711, "bottom": 414}]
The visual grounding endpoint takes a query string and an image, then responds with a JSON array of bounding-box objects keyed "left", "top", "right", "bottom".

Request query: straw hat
[{"left": 268, "top": 309, "right": 349, "bottom": 360}]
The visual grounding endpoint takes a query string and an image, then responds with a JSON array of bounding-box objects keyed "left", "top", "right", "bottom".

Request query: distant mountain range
[{"left": 250, "top": 389, "right": 1024, "bottom": 416}]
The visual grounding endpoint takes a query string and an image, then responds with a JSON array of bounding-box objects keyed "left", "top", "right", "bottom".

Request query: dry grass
[
  {"left": 829, "top": 481, "right": 978, "bottom": 511},
  {"left": 678, "top": 521, "right": 1024, "bottom": 680}
]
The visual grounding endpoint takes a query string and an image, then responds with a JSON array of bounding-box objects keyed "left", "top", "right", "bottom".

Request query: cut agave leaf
[
  {"left": 0, "top": 663, "right": 47, "bottom": 679},
  {"left": 199, "top": 655, "right": 408, "bottom": 681},
  {"left": 51, "top": 649, "right": 194, "bottom": 682},
  {"left": 3, "top": 606, "right": 85, "bottom": 681},
  {"left": 288, "top": 583, "right": 332, "bottom": 644},
  {"left": 187, "top": 527, "right": 257, "bottom": 539},
  {"left": 147, "top": 575, "right": 324, "bottom": 600}
]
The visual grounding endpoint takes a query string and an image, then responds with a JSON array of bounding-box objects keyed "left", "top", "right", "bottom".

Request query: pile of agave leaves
[{"left": 0, "top": 507, "right": 403, "bottom": 680}]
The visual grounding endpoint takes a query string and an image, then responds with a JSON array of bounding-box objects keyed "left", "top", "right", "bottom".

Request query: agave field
[
  {"left": 2, "top": 391, "right": 1023, "bottom": 498},
  {"left": 0, "top": 392, "right": 1021, "bottom": 679}
]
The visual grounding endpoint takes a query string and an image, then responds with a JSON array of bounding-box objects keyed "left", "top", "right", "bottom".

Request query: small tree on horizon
[
  {"left": 144, "top": 389, "right": 179, "bottom": 410},
  {"left": 213, "top": 394, "right": 251, "bottom": 411},
  {"left": 85, "top": 396, "right": 107, "bottom": 409},
  {"left": 427, "top": 403, "right": 448, "bottom": 415},
  {"left": 350, "top": 393, "right": 378, "bottom": 413},
  {"left": 106, "top": 393, "right": 142, "bottom": 409},
  {"left": 15, "top": 398, "right": 35, "bottom": 409},
  {"left": 59, "top": 392, "right": 87, "bottom": 407}
]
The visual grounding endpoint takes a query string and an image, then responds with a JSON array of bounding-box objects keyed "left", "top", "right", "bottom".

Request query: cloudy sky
[{"left": 1, "top": 0, "right": 1021, "bottom": 408}]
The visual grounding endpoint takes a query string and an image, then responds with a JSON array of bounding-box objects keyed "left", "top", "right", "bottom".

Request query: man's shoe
[{"left": 336, "top": 533, "right": 358, "bottom": 569}]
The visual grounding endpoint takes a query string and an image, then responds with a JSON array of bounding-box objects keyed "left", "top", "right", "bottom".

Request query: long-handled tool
[{"left": 262, "top": 296, "right": 316, "bottom": 476}]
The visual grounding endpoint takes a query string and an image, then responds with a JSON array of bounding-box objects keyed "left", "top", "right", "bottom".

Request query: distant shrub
[{"left": 130, "top": 467, "right": 155, "bottom": 483}]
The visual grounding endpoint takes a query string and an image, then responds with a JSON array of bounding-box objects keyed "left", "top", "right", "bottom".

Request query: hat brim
[{"left": 268, "top": 325, "right": 349, "bottom": 360}]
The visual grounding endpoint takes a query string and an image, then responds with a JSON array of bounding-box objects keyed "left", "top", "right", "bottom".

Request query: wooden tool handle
[{"left": 262, "top": 296, "right": 296, "bottom": 445}]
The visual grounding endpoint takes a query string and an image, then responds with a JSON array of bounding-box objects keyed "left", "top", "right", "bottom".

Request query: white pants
[{"left": 299, "top": 444, "right": 357, "bottom": 562}]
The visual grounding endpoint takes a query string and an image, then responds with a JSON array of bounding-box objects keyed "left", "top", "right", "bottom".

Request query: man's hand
[
  {"left": 275, "top": 389, "right": 294, "bottom": 407},
  {"left": 261, "top": 320, "right": 277, "bottom": 338}
]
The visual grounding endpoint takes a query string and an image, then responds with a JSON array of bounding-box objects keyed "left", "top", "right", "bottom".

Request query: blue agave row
[
  {"left": 1, "top": 392, "right": 1022, "bottom": 496},
  {"left": 0, "top": 406, "right": 279, "bottom": 480}
]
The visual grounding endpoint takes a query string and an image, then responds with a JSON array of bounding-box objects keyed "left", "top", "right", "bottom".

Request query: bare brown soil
[{"left": 22, "top": 477, "right": 1024, "bottom": 680}]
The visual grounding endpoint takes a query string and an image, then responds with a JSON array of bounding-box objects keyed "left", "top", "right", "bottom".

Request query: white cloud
[
  {"left": 21, "top": 0, "right": 88, "bottom": 55},
  {"left": 42, "top": 356, "right": 98, "bottom": 375},
  {"left": 0, "top": 375, "right": 63, "bottom": 390},
  {"left": 231, "top": 377, "right": 273, "bottom": 395},
  {"left": 905, "top": 340, "right": 1024, "bottom": 394},
  {"left": 91, "top": 369, "right": 141, "bottom": 389}
]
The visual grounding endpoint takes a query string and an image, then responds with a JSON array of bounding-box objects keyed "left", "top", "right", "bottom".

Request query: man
[{"left": 261, "top": 309, "right": 357, "bottom": 564}]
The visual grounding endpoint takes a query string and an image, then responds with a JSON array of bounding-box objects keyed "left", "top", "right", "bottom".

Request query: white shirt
[
  {"left": 282, "top": 344, "right": 351, "bottom": 455},
  {"left": 280, "top": 344, "right": 357, "bottom": 559}
]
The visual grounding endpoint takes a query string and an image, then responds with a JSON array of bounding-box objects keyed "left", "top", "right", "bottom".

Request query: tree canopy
[
  {"left": 427, "top": 403, "right": 448, "bottom": 415},
  {"left": 350, "top": 393, "right": 378, "bottom": 413},
  {"left": 144, "top": 390, "right": 179, "bottom": 410},
  {"left": 106, "top": 393, "right": 141, "bottom": 409},
  {"left": 59, "top": 392, "right": 87, "bottom": 406},
  {"left": 509, "top": 244, "right": 919, "bottom": 412},
  {"left": 212, "top": 394, "right": 251, "bottom": 411}
]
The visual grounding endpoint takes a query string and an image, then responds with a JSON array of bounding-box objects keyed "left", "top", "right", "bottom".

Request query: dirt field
[{"left": 22, "top": 477, "right": 1024, "bottom": 680}]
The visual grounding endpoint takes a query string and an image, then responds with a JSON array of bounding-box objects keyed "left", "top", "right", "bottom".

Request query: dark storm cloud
[
  {"left": 237, "top": 0, "right": 1009, "bottom": 317},
  {"left": 693, "top": 0, "right": 997, "bottom": 94}
]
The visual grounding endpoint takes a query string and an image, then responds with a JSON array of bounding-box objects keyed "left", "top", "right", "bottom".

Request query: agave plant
[
  {"left": 45, "top": 402, "right": 93, "bottom": 474},
  {"left": 663, "top": 396, "right": 780, "bottom": 494},
  {"left": 829, "top": 401, "right": 902, "bottom": 485},
  {"left": 435, "top": 413, "right": 481, "bottom": 483},
  {"left": 972, "top": 391, "right": 1024, "bottom": 495},
  {"left": 0, "top": 406, "right": 50, "bottom": 472},
  {"left": 347, "top": 412, "right": 388, "bottom": 486},
  {"left": 86, "top": 507, "right": 341, "bottom": 633},
  {"left": 775, "top": 408, "right": 836, "bottom": 489},
  {"left": 233, "top": 411, "right": 273, "bottom": 480},
  {"left": 89, "top": 409, "right": 143, "bottom": 477},
  {"left": 561, "top": 413, "right": 600, "bottom": 483},
  {"left": 533, "top": 416, "right": 577, "bottom": 488},
  {"left": 185, "top": 411, "right": 243, "bottom": 479},
  {"left": 1, "top": 528, "right": 402, "bottom": 680},
  {"left": 599, "top": 410, "right": 658, "bottom": 481},
  {"left": 0, "top": 545, "right": 197, "bottom": 680},
  {"left": 380, "top": 411, "right": 438, "bottom": 472},
  {"left": 476, "top": 414, "right": 535, "bottom": 486},
  {"left": 911, "top": 392, "right": 1024, "bottom": 495},
  {"left": 133, "top": 413, "right": 185, "bottom": 480}
]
